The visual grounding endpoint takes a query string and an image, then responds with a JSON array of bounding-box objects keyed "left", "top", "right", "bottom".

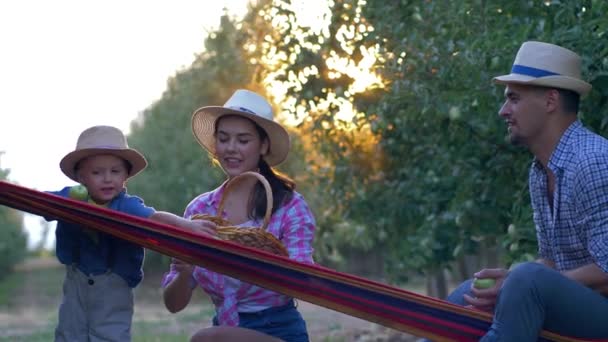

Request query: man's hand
[
  {"left": 464, "top": 268, "right": 509, "bottom": 312},
  {"left": 593, "top": 283, "right": 608, "bottom": 296}
]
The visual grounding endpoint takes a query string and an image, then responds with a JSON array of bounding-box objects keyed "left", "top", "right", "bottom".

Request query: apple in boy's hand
[
  {"left": 69, "top": 185, "right": 88, "bottom": 200},
  {"left": 473, "top": 278, "right": 496, "bottom": 289}
]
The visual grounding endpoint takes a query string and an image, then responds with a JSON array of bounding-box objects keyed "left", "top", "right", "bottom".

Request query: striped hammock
[{"left": 0, "top": 180, "right": 602, "bottom": 342}]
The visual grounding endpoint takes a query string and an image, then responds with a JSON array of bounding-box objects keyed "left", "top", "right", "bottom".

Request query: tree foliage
[
  {"left": 123, "top": 0, "right": 608, "bottom": 284},
  {"left": 359, "top": 0, "right": 608, "bottom": 278},
  {"left": 126, "top": 2, "right": 314, "bottom": 271},
  {"left": 265, "top": 0, "right": 608, "bottom": 281},
  {"left": 0, "top": 155, "right": 27, "bottom": 279}
]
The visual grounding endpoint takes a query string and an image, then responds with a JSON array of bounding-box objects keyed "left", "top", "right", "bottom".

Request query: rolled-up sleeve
[
  {"left": 161, "top": 262, "right": 197, "bottom": 289},
  {"left": 574, "top": 153, "right": 608, "bottom": 273},
  {"left": 280, "top": 194, "right": 315, "bottom": 264}
]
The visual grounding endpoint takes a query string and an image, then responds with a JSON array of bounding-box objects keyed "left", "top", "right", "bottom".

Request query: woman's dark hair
[
  {"left": 251, "top": 158, "right": 295, "bottom": 220},
  {"left": 249, "top": 122, "right": 295, "bottom": 220}
]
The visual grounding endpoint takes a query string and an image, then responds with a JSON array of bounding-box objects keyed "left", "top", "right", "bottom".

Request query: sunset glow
[{"left": 256, "top": 0, "right": 385, "bottom": 130}]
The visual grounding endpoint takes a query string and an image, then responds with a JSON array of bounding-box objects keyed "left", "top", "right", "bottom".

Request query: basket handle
[{"left": 217, "top": 171, "right": 273, "bottom": 230}]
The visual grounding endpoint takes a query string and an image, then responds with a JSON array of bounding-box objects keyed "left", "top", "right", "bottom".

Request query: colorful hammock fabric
[{"left": 0, "top": 180, "right": 602, "bottom": 342}]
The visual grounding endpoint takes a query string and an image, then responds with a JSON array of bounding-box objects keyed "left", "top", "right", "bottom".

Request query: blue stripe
[
  {"left": 0, "top": 183, "right": 566, "bottom": 341},
  {"left": 229, "top": 106, "right": 256, "bottom": 115},
  {"left": 511, "top": 64, "right": 560, "bottom": 78},
  {"left": 148, "top": 228, "right": 490, "bottom": 337}
]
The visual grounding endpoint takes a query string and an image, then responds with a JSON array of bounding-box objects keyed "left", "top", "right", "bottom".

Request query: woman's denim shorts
[{"left": 213, "top": 300, "right": 309, "bottom": 342}]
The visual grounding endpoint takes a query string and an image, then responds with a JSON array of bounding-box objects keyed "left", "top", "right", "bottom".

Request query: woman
[{"left": 162, "top": 89, "right": 315, "bottom": 342}]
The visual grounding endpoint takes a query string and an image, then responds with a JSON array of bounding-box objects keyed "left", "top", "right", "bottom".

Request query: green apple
[
  {"left": 69, "top": 185, "right": 88, "bottom": 201},
  {"left": 473, "top": 278, "right": 496, "bottom": 289}
]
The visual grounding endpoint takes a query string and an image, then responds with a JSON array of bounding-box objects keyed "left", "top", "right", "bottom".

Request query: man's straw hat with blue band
[
  {"left": 191, "top": 89, "right": 290, "bottom": 166},
  {"left": 493, "top": 41, "right": 592, "bottom": 96}
]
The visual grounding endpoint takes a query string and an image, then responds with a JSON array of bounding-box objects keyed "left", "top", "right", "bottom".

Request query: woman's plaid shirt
[{"left": 162, "top": 181, "right": 315, "bottom": 326}]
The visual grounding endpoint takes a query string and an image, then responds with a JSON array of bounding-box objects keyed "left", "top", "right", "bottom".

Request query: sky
[{"left": 0, "top": 0, "right": 250, "bottom": 249}]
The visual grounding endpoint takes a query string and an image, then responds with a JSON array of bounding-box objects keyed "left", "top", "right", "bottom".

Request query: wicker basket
[{"left": 191, "top": 171, "right": 288, "bottom": 257}]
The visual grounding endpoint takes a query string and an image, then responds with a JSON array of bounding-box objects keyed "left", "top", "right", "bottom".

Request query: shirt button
[{"left": 88, "top": 279, "right": 95, "bottom": 285}]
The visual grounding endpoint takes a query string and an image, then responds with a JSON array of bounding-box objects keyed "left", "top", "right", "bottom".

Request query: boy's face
[{"left": 75, "top": 154, "right": 129, "bottom": 204}]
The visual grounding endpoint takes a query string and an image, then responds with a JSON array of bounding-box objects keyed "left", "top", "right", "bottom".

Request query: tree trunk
[
  {"left": 426, "top": 269, "right": 448, "bottom": 299},
  {"left": 456, "top": 255, "right": 469, "bottom": 282},
  {"left": 480, "top": 239, "right": 500, "bottom": 269}
]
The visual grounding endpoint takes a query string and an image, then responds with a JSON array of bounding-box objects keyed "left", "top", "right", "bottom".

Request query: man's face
[{"left": 498, "top": 84, "right": 549, "bottom": 146}]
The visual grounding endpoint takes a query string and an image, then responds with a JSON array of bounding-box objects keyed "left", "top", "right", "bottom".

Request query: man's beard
[{"left": 507, "top": 130, "right": 525, "bottom": 146}]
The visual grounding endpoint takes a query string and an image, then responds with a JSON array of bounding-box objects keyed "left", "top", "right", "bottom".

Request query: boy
[{"left": 49, "top": 125, "right": 215, "bottom": 341}]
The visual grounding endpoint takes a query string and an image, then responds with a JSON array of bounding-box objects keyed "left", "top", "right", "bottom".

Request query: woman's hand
[
  {"left": 464, "top": 268, "right": 509, "bottom": 312},
  {"left": 171, "top": 257, "right": 195, "bottom": 277},
  {"left": 163, "top": 258, "right": 196, "bottom": 313},
  {"left": 186, "top": 219, "right": 218, "bottom": 237}
]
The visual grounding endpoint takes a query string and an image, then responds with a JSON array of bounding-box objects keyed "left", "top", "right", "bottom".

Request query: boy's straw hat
[{"left": 60, "top": 125, "right": 147, "bottom": 181}]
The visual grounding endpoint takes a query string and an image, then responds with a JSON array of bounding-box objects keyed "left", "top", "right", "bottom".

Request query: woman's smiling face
[{"left": 214, "top": 115, "right": 268, "bottom": 178}]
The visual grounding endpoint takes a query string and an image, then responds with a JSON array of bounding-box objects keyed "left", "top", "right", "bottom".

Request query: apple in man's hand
[{"left": 473, "top": 278, "right": 496, "bottom": 289}]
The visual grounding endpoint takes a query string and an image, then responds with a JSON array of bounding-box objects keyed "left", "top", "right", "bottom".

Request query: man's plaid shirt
[{"left": 530, "top": 120, "right": 608, "bottom": 273}]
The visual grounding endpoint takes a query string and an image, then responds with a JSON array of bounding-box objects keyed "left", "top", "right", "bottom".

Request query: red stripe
[
  {"left": 0, "top": 181, "right": 596, "bottom": 342},
  {"left": 201, "top": 248, "right": 486, "bottom": 338}
]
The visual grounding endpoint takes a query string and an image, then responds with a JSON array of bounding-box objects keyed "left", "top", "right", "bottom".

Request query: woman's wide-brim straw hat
[
  {"left": 493, "top": 41, "right": 592, "bottom": 96},
  {"left": 191, "top": 89, "right": 290, "bottom": 166},
  {"left": 60, "top": 125, "right": 148, "bottom": 182}
]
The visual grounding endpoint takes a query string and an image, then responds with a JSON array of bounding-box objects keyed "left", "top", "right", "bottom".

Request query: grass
[
  {"left": 1, "top": 327, "right": 192, "bottom": 342},
  {"left": 0, "top": 271, "right": 24, "bottom": 308},
  {"left": 1, "top": 257, "right": 422, "bottom": 341},
  {"left": 0, "top": 331, "right": 55, "bottom": 342},
  {"left": 0, "top": 259, "right": 218, "bottom": 341},
  {"left": 133, "top": 333, "right": 191, "bottom": 342}
]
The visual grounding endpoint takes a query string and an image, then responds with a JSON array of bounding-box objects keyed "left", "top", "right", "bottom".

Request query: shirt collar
[
  {"left": 104, "top": 188, "right": 127, "bottom": 208},
  {"left": 532, "top": 120, "right": 582, "bottom": 172},
  {"left": 208, "top": 180, "right": 229, "bottom": 207}
]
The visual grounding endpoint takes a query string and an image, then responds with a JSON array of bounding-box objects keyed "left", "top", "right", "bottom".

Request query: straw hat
[
  {"left": 191, "top": 89, "right": 290, "bottom": 166},
  {"left": 493, "top": 41, "right": 592, "bottom": 96},
  {"left": 60, "top": 125, "right": 147, "bottom": 182}
]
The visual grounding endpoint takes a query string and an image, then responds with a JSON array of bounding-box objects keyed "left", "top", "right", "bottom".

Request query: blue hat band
[
  {"left": 511, "top": 64, "right": 560, "bottom": 78},
  {"left": 228, "top": 106, "right": 257, "bottom": 115}
]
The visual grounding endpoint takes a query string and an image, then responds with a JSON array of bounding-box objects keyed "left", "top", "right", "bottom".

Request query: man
[{"left": 445, "top": 41, "right": 608, "bottom": 341}]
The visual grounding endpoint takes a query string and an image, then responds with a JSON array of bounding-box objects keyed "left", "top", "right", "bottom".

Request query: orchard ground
[{"left": 0, "top": 257, "right": 420, "bottom": 341}]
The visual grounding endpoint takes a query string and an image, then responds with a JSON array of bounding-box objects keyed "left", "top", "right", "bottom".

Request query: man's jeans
[{"left": 439, "top": 262, "right": 608, "bottom": 341}]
